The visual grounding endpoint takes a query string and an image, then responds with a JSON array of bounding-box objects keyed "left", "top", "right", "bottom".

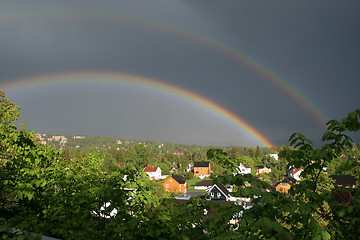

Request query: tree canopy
[{"left": 1, "top": 91, "right": 359, "bottom": 239}]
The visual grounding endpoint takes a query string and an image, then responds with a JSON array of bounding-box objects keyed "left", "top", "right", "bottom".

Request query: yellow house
[
  {"left": 275, "top": 178, "right": 297, "bottom": 193},
  {"left": 256, "top": 166, "right": 272, "bottom": 175}
]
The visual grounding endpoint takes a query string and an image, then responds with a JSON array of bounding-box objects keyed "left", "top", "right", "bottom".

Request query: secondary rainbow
[
  {"left": 1, "top": 72, "right": 275, "bottom": 148},
  {"left": 0, "top": 10, "right": 329, "bottom": 125}
]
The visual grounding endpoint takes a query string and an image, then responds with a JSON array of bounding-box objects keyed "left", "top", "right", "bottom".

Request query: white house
[
  {"left": 268, "top": 153, "right": 279, "bottom": 161},
  {"left": 236, "top": 163, "right": 252, "bottom": 175},
  {"left": 287, "top": 167, "right": 303, "bottom": 181},
  {"left": 194, "top": 180, "right": 213, "bottom": 190},
  {"left": 144, "top": 166, "right": 162, "bottom": 180}
]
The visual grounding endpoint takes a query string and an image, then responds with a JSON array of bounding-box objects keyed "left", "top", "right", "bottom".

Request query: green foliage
[{"left": 1, "top": 92, "right": 359, "bottom": 239}]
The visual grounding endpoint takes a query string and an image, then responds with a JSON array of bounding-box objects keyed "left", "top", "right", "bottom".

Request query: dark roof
[
  {"left": 194, "top": 161, "right": 210, "bottom": 167},
  {"left": 172, "top": 175, "right": 186, "bottom": 184},
  {"left": 330, "top": 175, "right": 356, "bottom": 186},
  {"left": 195, "top": 180, "right": 213, "bottom": 186},
  {"left": 277, "top": 177, "right": 297, "bottom": 186},
  {"left": 210, "top": 183, "right": 232, "bottom": 197}
]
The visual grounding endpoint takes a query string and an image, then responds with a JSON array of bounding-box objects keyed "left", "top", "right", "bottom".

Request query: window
[
  {"left": 166, "top": 184, "right": 169, "bottom": 188},
  {"left": 211, "top": 192, "right": 214, "bottom": 197},
  {"left": 280, "top": 188, "right": 283, "bottom": 191},
  {"left": 170, "top": 179, "right": 172, "bottom": 182},
  {"left": 217, "top": 192, "right": 221, "bottom": 198}
]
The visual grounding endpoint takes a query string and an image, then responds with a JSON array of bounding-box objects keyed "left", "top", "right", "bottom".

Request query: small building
[
  {"left": 256, "top": 165, "right": 272, "bottom": 174},
  {"left": 144, "top": 166, "right": 162, "bottom": 180},
  {"left": 194, "top": 161, "right": 211, "bottom": 178},
  {"left": 330, "top": 175, "right": 357, "bottom": 188},
  {"left": 287, "top": 167, "right": 303, "bottom": 181},
  {"left": 236, "top": 163, "right": 251, "bottom": 175},
  {"left": 194, "top": 180, "right": 213, "bottom": 190},
  {"left": 275, "top": 177, "right": 297, "bottom": 193},
  {"left": 208, "top": 183, "right": 234, "bottom": 201},
  {"left": 268, "top": 153, "right": 279, "bottom": 161},
  {"left": 162, "top": 175, "right": 187, "bottom": 193}
]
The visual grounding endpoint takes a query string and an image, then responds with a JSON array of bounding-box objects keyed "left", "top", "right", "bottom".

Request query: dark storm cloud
[{"left": 0, "top": 0, "right": 359, "bottom": 146}]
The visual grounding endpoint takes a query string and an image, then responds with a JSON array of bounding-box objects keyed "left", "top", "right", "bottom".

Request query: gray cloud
[{"left": 1, "top": 0, "right": 359, "bottom": 146}]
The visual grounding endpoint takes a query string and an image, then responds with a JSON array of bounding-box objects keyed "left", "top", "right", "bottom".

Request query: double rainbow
[{"left": 1, "top": 72, "right": 275, "bottom": 148}]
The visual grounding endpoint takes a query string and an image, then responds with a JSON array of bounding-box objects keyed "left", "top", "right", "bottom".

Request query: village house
[
  {"left": 256, "top": 165, "right": 271, "bottom": 174},
  {"left": 207, "top": 183, "right": 242, "bottom": 201},
  {"left": 143, "top": 166, "right": 162, "bottom": 180},
  {"left": 287, "top": 167, "right": 303, "bottom": 181},
  {"left": 236, "top": 163, "right": 251, "bottom": 175},
  {"left": 193, "top": 161, "right": 211, "bottom": 178},
  {"left": 275, "top": 177, "right": 297, "bottom": 194},
  {"left": 330, "top": 175, "right": 357, "bottom": 188},
  {"left": 194, "top": 180, "right": 213, "bottom": 190},
  {"left": 162, "top": 175, "right": 187, "bottom": 193}
]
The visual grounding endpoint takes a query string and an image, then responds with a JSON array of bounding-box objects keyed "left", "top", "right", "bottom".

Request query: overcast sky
[{"left": 0, "top": 0, "right": 359, "bottom": 147}]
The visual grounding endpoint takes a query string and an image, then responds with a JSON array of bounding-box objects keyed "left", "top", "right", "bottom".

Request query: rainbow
[
  {"left": 0, "top": 10, "right": 329, "bottom": 126},
  {"left": 1, "top": 72, "right": 275, "bottom": 148}
]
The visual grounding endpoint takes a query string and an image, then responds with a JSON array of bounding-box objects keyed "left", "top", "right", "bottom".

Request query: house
[
  {"left": 236, "top": 163, "right": 251, "bottom": 175},
  {"left": 194, "top": 180, "right": 213, "bottom": 190},
  {"left": 144, "top": 166, "right": 162, "bottom": 180},
  {"left": 330, "top": 175, "right": 357, "bottom": 188},
  {"left": 162, "top": 175, "right": 187, "bottom": 193},
  {"left": 268, "top": 153, "right": 279, "bottom": 161},
  {"left": 287, "top": 167, "right": 303, "bottom": 181},
  {"left": 193, "top": 161, "right": 211, "bottom": 178},
  {"left": 256, "top": 165, "right": 271, "bottom": 174},
  {"left": 207, "top": 183, "right": 240, "bottom": 201},
  {"left": 275, "top": 177, "right": 297, "bottom": 193}
]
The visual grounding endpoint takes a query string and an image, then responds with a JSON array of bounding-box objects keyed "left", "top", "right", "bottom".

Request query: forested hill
[{"left": 35, "top": 133, "right": 275, "bottom": 156}]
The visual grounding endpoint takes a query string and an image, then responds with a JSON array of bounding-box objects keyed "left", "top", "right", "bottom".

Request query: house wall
[
  {"left": 257, "top": 168, "right": 271, "bottom": 174},
  {"left": 194, "top": 186, "right": 209, "bottom": 190},
  {"left": 194, "top": 165, "right": 211, "bottom": 178},
  {"left": 210, "top": 187, "right": 227, "bottom": 200},
  {"left": 146, "top": 168, "right": 162, "bottom": 179},
  {"left": 275, "top": 183, "right": 291, "bottom": 193}
]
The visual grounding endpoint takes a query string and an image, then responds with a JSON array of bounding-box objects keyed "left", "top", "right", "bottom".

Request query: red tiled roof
[
  {"left": 244, "top": 165, "right": 251, "bottom": 168},
  {"left": 144, "top": 166, "right": 159, "bottom": 172},
  {"left": 291, "top": 168, "right": 301, "bottom": 175}
]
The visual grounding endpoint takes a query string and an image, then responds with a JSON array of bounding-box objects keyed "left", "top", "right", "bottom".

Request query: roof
[
  {"left": 194, "top": 161, "right": 210, "bottom": 167},
  {"left": 172, "top": 175, "right": 186, "bottom": 184},
  {"left": 330, "top": 175, "right": 356, "bottom": 186},
  {"left": 239, "top": 163, "right": 251, "bottom": 168},
  {"left": 290, "top": 168, "right": 302, "bottom": 176},
  {"left": 144, "top": 166, "right": 159, "bottom": 172},
  {"left": 195, "top": 180, "right": 213, "bottom": 186},
  {"left": 216, "top": 183, "right": 232, "bottom": 196},
  {"left": 278, "top": 177, "right": 297, "bottom": 185}
]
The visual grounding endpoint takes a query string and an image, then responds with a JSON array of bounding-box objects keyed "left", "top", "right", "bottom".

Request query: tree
[{"left": 1, "top": 90, "right": 359, "bottom": 240}]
